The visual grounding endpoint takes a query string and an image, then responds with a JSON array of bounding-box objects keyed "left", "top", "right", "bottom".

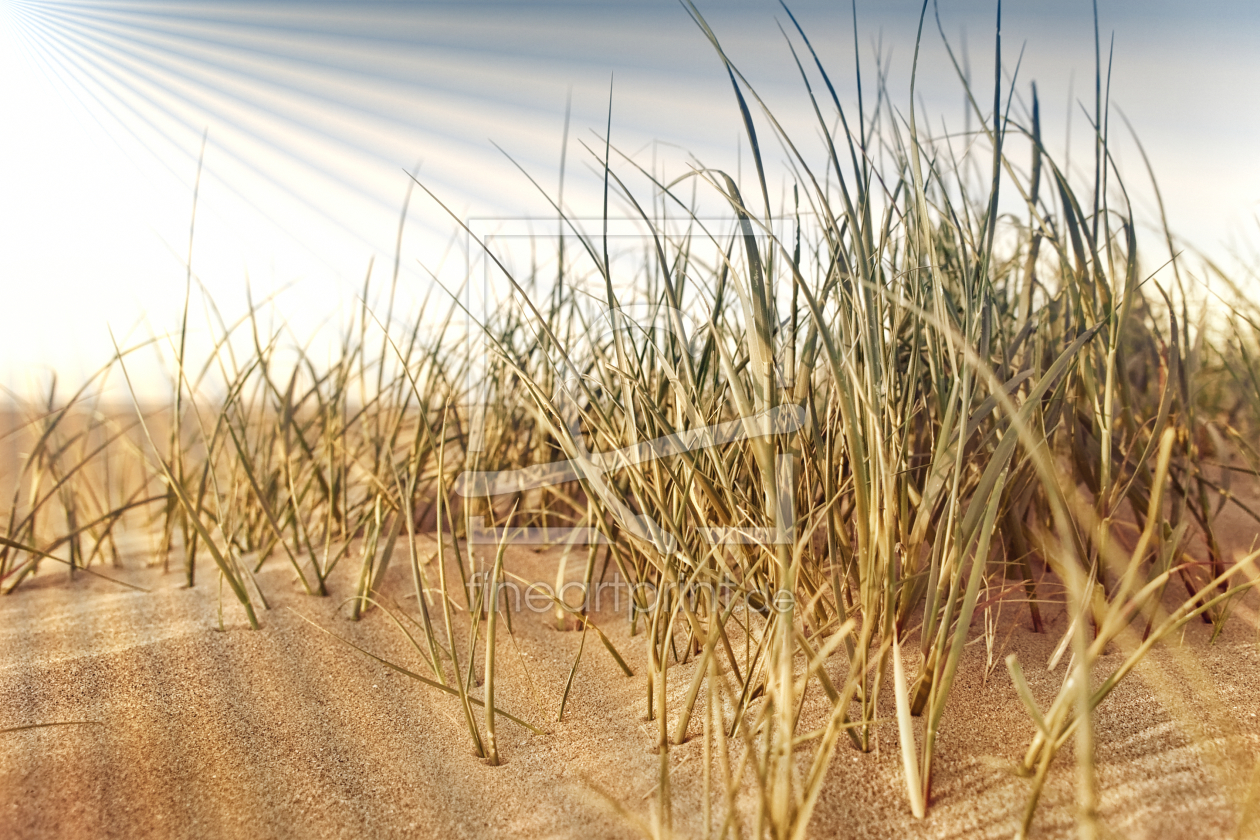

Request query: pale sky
[{"left": 2, "top": 1, "right": 1258, "bottom": 396}]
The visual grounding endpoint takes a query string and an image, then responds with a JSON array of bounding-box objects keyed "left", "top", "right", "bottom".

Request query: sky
[{"left": 1, "top": 0, "right": 1258, "bottom": 396}]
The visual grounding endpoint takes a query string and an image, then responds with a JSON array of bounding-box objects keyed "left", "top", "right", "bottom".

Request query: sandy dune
[{"left": 2, "top": 527, "right": 1258, "bottom": 839}]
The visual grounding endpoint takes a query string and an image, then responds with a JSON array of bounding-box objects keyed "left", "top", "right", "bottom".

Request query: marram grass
[{"left": 3, "top": 3, "right": 1260, "bottom": 839}]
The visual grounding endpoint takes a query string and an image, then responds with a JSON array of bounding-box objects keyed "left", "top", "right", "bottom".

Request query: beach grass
[{"left": 3, "top": 2, "right": 1260, "bottom": 838}]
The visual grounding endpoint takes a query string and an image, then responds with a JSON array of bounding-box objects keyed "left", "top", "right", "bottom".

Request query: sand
[{"left": 2, "top": 521, "right": 1258, "bottom": 839}]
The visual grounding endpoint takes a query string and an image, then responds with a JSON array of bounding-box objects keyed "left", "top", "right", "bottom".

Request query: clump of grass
[
  {"left": 423, "top": 0, "right": 1260, "bottom": 833},
  {"left": 3, "top": 2, "right": 1259, "bottom": 837},
  {"left": 0, "top": 364, "right": 160, "bottom": 594}
]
